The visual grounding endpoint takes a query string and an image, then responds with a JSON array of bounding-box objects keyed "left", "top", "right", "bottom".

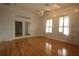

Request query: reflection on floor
[{"left": 0, "top": 37, "right": 79, "bottom": 56}]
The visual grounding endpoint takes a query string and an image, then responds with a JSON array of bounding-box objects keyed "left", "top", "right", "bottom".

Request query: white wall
[
  {"left": 0, "top": 5, "right": 42, "bottom": 42},
  {"left": 0, "top": 5, "right": 14, "bottom": 41}
]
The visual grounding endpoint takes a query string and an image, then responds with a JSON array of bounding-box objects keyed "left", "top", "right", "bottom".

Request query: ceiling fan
[
  {"left": 38, "top": 3, "right": 60, "bottom": 16},
  {"left": 39, "top": 3, "right": 51, "bottom": 16}
]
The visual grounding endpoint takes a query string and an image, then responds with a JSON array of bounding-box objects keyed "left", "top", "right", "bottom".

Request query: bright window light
[
  {"left": 64, "top": 16, "right": 69, "bottom": 26},
  {"left": 59, "top": 17, "right": 63, "bottom": 26},
  {"left": 64, "top": 27, "right": 69, "bottom": 36},
  {"left": 59, "top": 27, "right": 63, "bottom": 32},
  {"left": 46, "top": 19, "right": 53, "bottom": 33}
]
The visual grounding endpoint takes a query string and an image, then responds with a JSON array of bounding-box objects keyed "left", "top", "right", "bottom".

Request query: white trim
[
  {"left": 14, "top": 15, "right": 31, "bottom": 39},
  {"left": 14, "top": 35, "right": 36, "bottom": 39},
  {"left": 0, "top": 35, "right": 37, "bottom": 42},
  {"left": 45, "top": 36, "right": 79, "bottom": 46}
]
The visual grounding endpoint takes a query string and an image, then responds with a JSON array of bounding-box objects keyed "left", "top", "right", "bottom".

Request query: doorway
[{"left": 15, "top": 21, "right": 23, "bottom": 37}]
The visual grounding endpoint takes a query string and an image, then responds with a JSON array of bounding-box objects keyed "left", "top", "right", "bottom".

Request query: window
[
  {"left": 59, "top": 16, "right": 69, "bottom": 36},
  {"left": 46, "top": 19, "right": 53, "bottom": 33}
]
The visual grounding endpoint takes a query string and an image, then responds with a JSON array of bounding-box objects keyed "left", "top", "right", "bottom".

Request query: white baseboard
[
  {"left": 45, "top": 36, "right": 79, "bottom": 46},
  {"left": 0, "top": 38, "right": 14, "bottom": 42},
  {"left": 14, "top": 35, "right": 35, "bottom": 39},
  {"left": 0, "top": 35, "right": 39, "bottom": 42}
]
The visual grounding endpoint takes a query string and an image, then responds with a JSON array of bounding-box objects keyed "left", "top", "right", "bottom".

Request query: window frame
[{"left": 59, "top": 16, "right": 69, "bottom": 36}]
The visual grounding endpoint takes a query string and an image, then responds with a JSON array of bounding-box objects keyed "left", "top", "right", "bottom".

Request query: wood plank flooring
[{"left": 0, "top": 37, "right": 79, "bottom": 56}]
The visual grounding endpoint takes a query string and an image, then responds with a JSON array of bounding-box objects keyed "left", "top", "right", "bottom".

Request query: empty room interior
[{"left": 0, "top": 3, "right": 79, "bottom": 56}]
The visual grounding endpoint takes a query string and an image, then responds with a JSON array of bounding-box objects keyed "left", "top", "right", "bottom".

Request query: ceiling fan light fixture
[
  {"left": 40, "top": 10, "right": 44, "bottom": 16},
  {"left": 74, "top": 8, "right": 78, "bottom": 12},
  {"left": 53, "top": 4, "right": 60, "bottom": 9},
  {"left": 56, "top": 5, "right": 60, "bottom": 8},
  {"left": 45, "top": 8, "right": 51, "bottom": 12},
  {"left": 39, "top": 3, "right": 51, "bottom": 16}
]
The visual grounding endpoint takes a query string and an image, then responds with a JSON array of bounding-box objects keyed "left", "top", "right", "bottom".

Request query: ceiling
[
  {"left": 15, "top": 3, "right": 79, "bottom": 10},
  {"left": 3, "top": 3, "right": 79, "bottom": 15}
]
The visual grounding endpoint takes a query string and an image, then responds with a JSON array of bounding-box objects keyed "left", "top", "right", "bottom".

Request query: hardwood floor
[{"left": 0, "top": 37, "right": 79, "bottom": 56}]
